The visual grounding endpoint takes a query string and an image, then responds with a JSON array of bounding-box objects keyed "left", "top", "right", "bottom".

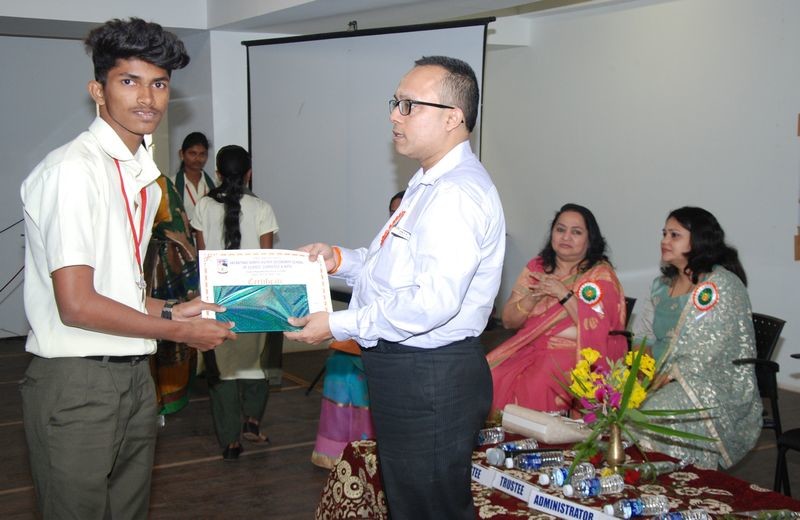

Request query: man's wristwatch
[{"left": 161, "top": 300, "right": 177, "bottom": 320}]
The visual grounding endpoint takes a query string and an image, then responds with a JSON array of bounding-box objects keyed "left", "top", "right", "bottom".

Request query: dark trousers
[
  {"left": 209, "top": 378, "right": 269, "bottom": 447},
  {"left": 265, "top": 331, "right": 284, "bottom": 385},
  {"left": 361, "top": 337, "right": 492, "bottom": 520},
  {"left": 21, "top": 356, "right": 157, "bottom": 520}
]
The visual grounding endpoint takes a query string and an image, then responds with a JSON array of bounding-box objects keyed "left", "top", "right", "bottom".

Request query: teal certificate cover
[
  {"left": 198, "top": 249, "right": 333, "bottom": 333},
  {"left": 212, "top": 284, "right": 308, "bottom": 332}
]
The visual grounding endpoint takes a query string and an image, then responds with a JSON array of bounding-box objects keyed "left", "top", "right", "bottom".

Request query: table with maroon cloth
[{"left": 315, "top": 439, "right": 800, "bottom": 519}]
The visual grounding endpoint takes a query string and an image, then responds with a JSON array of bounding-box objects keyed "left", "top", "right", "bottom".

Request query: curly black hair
[
  {"left": 538, "top": 203, "right": 610, "bottom": 274},
  {"left": 84, "top": 18, "right": 190, "bottom": 84},
  {"left": 660, "top": 206, "right": 747, "bottom": 285}
]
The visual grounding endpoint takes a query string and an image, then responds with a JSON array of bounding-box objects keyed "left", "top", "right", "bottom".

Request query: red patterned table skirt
[{"left": 316, "top": 440, "right": 800, "bottom": 519}]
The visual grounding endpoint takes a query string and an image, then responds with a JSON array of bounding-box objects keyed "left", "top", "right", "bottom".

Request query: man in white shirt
[
  {"left": 19, "top": 18, "right": 235, "bottom": 519},
  {"left": 287, "top": 56, "right": 505, "bottom": 520}
]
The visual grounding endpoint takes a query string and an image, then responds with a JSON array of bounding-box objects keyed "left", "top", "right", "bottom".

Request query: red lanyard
[
  {"left": 380, "top": 210, "right": 406, "bottom": 247},
  {"left": 185, "top": 177, "right": 205, "bottom": 206},
  {"left": 186, "top": 187, "right": 197, "bottom": 206},
  {"left": 114, "top": 159, "right": 147, "bottom": 285}
]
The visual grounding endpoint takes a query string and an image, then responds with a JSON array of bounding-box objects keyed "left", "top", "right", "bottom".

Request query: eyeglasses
[{"left": 389, "top": 98, "right": 454, "bottom": 116}]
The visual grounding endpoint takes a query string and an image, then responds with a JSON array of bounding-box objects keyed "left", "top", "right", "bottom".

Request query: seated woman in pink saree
[{"left": 488, "top": 204, "right": 628, "bottom": 416}]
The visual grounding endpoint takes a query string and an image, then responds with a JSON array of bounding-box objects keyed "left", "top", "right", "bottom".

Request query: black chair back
[
  {"left": 624, "top": 297, "right": 636, "bottom": 329},
  {"left": 733, "top": 312, "right": 786, "bottom": 441},
  {"left": 752, "top": 312, "right": 785, "bottom": 361},
  {"left": 775, "top": 353, "right": 800, "bottom": 496},
  {"left": 609, "top": 297, "right": 636, "bottom": 349}
]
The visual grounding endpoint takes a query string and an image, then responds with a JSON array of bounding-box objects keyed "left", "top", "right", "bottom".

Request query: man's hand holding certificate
[{"left": 198, "top": 249, "right": 333, "bottom": 332}]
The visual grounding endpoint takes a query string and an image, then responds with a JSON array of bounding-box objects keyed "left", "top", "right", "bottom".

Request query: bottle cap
[
  {"left": 562, "top": 484, "right": 574, "bottom": 497},
  {"left": 603, "top": 505, "right": 615, "bottom": 515},
  {"left": 538, "top": 474, "right": 551, "bottom": 486},
  {"left": 485, "top": 448, "right": 505, "bottom": 466},
  {"left": 504, "top": 457, "right": 514, "bottom": 469}
]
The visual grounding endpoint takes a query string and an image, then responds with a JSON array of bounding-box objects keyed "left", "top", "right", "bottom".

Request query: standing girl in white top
[{"left": 192, "top": 145, "right": 279, "bottom": 460}]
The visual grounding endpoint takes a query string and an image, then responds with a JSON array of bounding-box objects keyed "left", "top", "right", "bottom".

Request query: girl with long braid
[{"left": 192, "top": 145, "right": 279, "bottom": 460}]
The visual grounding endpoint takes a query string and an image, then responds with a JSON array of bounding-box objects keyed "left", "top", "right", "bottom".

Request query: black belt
[
  {"left": 84, "top": 355, "right": 149, "bottom": 365},
  {"left": 371, "top": 336, "right": 480, "bottom": 353}
]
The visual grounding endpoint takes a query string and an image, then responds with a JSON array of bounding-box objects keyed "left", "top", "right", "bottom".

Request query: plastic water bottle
[
  {"left": 485, "top": 438, "right": 540, "bottom": 466},
  {"left": 505, "top": 451, "right": 564, "bottom": 471},
  {"left": 627, "top": 460, "right": 690, "bottom": 480},
  {"left": 497, "top": 437, "right": 539, "bottom": 451},
  {"left": 476, "top": 426, "right": 505, "bottom": 446},
  {"left": 655, "top": 510, "right": 709, "bottom": 520},
  {"left": 563, "top": 474, "right": 624, "bottom": 498},
  {"left": 537, "top": 462, "right": 595, "bottom": 487},
  {"left": 485, "top": 448, "right": 507, "bottom": 466},
  {"left": 604, "top": 496, "right": 669, "bottom": 518}
]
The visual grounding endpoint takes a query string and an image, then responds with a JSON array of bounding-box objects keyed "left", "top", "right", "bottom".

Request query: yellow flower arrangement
[{"left": 562, "top": 341, "right": 714, "bottom": 474}]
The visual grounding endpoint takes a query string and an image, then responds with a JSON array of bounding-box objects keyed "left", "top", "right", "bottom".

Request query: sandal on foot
[
  {"left": 222, "top": 443, "right": 243, "bottom": 461},
  {"left": 242, "top": 421, "right": 270, "bottom": 443}
]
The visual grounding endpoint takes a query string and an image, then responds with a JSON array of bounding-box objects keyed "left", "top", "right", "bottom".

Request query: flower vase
[{"left": 605, "top": 423, "right": 625, "bottom": 469}]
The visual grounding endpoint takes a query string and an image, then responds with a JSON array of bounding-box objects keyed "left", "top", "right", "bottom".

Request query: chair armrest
[{"left": 732, "top": 357, "right": 780, "bottom": 373}]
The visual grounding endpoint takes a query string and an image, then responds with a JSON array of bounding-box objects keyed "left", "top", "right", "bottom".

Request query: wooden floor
[{"left": 1, "top": 331, "right": 799, "bottom": 518}]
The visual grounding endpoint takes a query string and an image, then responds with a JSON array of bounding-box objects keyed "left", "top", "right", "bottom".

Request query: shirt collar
[
  {"left": 89, "top": 117, "right": 160, "bottom": 185},
  {"left": 407, "top": 140, "right": 472, "bottom": 189}
]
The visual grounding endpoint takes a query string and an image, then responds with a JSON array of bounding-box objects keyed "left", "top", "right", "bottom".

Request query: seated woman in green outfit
[{"left": 633, "top": 206, "right": 762, "bottom": 469}]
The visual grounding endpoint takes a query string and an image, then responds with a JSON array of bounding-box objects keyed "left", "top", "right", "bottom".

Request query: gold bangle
[
  {"left": 328, "top": 246, "right": 342, "bottom": 275},
  {"left": 515, "top": 299, "right": 533, "bottom": 315}
]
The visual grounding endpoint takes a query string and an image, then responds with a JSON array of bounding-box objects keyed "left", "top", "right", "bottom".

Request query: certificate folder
[{"left": 199, "top": 249, "right": 333, "bottom": 332}]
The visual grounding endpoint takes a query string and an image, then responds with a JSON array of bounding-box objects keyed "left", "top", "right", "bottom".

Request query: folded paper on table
[
  {"left": 502, "top": 404, "right": 591, "bottom": 444},
  {"left": 199, "top": 249, "right": 332, "bottom": 332}
]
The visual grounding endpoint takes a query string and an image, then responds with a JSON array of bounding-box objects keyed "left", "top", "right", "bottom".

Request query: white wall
[
  {"left": 169, "top": 30, "right": 287, "bottom": 178},
  {"left": 482, "top": 0, "right": 800, "bottom": 391},
  {"left": 168, "top": 31, "right": 215, "bottom": 177},
  {"left": 2, "top": 0, "right": 206, "bottom": 29},
  {"left": 208, "top": 31, "right": 270, "bottom": 159},
  {"left": 0, "top": 36, "right": 94, "bottom": 337},
  {"left": 206, "top": 0, "right": 312, "bottom": 28}
]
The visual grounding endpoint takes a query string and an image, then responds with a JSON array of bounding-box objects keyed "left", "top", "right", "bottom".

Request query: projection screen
[{"left": 245, "top": 20, "right": 491, "bottom": 252}]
